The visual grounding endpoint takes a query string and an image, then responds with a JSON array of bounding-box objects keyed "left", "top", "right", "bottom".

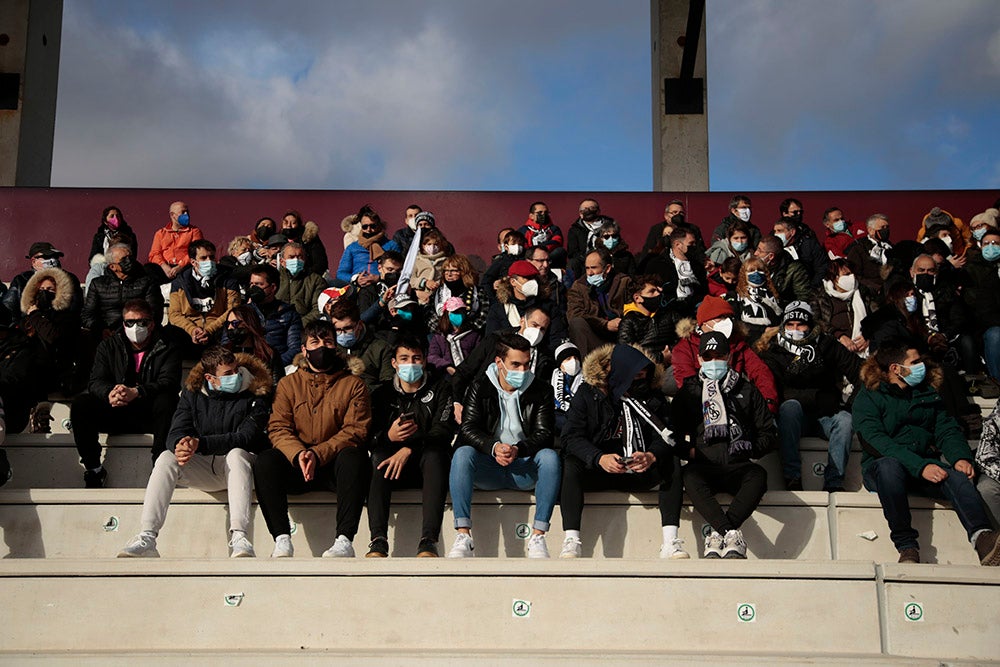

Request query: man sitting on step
[
  {"left": 117, "top": 346, "right": 272, "bottom": 558},
  {"left": 853, "top": 339, "right": 1000, "bottom": 565}
]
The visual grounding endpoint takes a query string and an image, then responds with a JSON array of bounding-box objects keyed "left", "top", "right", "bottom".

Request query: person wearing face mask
[
  {"left": 550, "top": 342, "right": 583, "bottom": 433},
  {"left": 147, "top": 200, "right": 204, "bottom": 285},
  {"left": 485, "top": 260, "right": 548, "bottom": 335},
  {"left": 672, "top": 332, "right": 776, "bottom": 559},
  {"left": 618, "top": 276, "right": 676, "bottom": 369},
  {"left": 756, "top": 302, "right": 861, "bottom": 491},
  {"left": 818, "top": 207, "right": 857, "bottom": 261},
  {"left": 365, "top": 336, "right": 454, "bottom": 558},
  {"left": 640, "top": 199, "right": 706, "bottom": 267},
  {"left": 83, "top": 243, "right": 163, "bottom": 338},
  {"left": 328, "top": 298, "right": 394, "bottom": 394},
  {"left": 221, "top": 305, "right": 287, "bottom": 384},
  {"left": 246, "top": 265, "right": 302, "bottom": 368},
  {"left": 249, "top": 217, "right": 277, "bottom": 253},
  {"left": 254, "top": 320, "right": 372, "bottom": 559},
  {"left": 0, "top": 307, "right": 59, "bottom": 440},
  {"left": 967, "top": 208, "right": 999, "bottom": 250},
  {"left": 846, "top": 213, "right": 894, "bottom": 294},
  {"left": 391, "top": 204, "right": 425, "bottom": 255},
  {"left": 567, "top": 248, "right": 632, "bottom": 357},
  {"left": 280, "top": 209, "right": 328, "bottom": 277},
  {"left": 596, "top": 220, "right": 637, "bottom": 276},
  {"left": 168, "top": 240, "right": 242, "bottom": 354},
  {"left": 672, "top": 295, "right": 779, "bottom": 414},
  {"left": 962, "top": 227, "right": 1000, "bottom": 395},
  {"left": 518, "top": 201, "right": 567, "bottom": 268},
  {"left": 641, "top": 228, "right": 708, "bottom": 315},
  {"left": 71, "top": 299, "right": 183, "bottom": 487},
  {"left": 732, "top": 257, "right": 783, "bottom": 346},
  {"left": 3, "top": 242, "right": 84, "bottom": 326},
  {"left": 815, "top": 259, "right": 878, "bottom": 358},
  {"left": 218, "top": 235, "right": 259, "bottom": 289},
  {"left": 567, "top": 198, "right": 616, "bottom": 279},
  {"left": 909, "top": 253, "right": 980, "bottom": 376},
  {"left": 21, "top": 263, "right": 85, "bottom": 402},
  {"left": 711, "top": 194, "right": 761, "bottom": 249},
  {"left": 356, "top": 250, "right": 404, "bottom": 328},
  {"left": 448, "top": 333, "right": 559, "bottom": 559},
  {"left": 427, "top": 297, "right": 481, "bottom": 375},
  {"left": 559, "top": 343, "right": 685, "bottom": 559},
  {"left": 853, "top": 340, "right": 1000, "bottom": 566},
  {"left": 412, "top": 227, "right": 453, "bottom": 304},
  {"left": 480, "top": 230, "right": 528, "bottom": 302},
  {"left": 707, "top": 221, "right": 753, "bottom": 266},
  {"left": 89, "top": 206, "right": 138, "bottom": 266},
  {"left": 276, "top": 241, "right": 327, "bottom": 327},
  {"left": 707, "top": 256, "right": 741, "bottom": 300},
  {"left": 776, "top": 216, "right": 829, "bottom": 288},
  {"left": 917, "top": 206, "right": 970, "bottom": 256},
  {"left": 116, "top": 346, "right": 272, "bottom": 558},
  {"left": 336, "top": 204, "right": 401, "bottom": 285}
]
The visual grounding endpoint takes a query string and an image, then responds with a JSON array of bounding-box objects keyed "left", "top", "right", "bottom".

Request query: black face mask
[
  {"left": 581, "top": 209, "right": 599, "bottom": 222},
  {"left": 284, "top": 226, "right": 303, "bottom": 240},
  {"left": 534, "top": 211, "right": 549, "bottom": 226},
  {"left": 628, "top": 381, "right": 651, "bottom": 399},
  {"left": 382, "top": 272, "right": 400, "bottom": 287},
  {"left": 306, "top": 345, "right": 338, "bottom": 372},
  {"left": 246, "top": 286, "right": 267, "bottom": 303},
  {"left": 362, "top": 230, "right": 379, "bottom": 239},
  {"left": 257, "top": 225, "right": 275, "bottom": 240},
  {"left": 118, "top": 256, "right": 135, "bottom": 275},
  {"left": 914, "top": 273, "right": 935, "bottom": 293},
  {"left": 876, "top": 229, "right": 891, "bottom": 243},
  {"left": 672, "top": 212, "right": 686, "bottom": 226},
  {"left": 445, "top": 279, "right": 465, "bottom": 293},
  {"left": 228, "top": 328, "right": 249, "bottom": 345},
  {"left": 35, "top": 290, "right": 55, "bottom": 310},
  {"left": 785, "top": 211, "right": 803, "bottom": 224},
  {"left": 640, "top": 296, "right": 659, "bottom": 314}
]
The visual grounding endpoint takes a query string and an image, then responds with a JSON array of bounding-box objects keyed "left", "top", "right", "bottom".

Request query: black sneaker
[
  {"left": 365, "top": 537, "right": 389, "bottom": 558},
  {"left": 0, "top": 450, "right": 10, "bottom": 488},
  {"left": 84, "top": 468, "right": 108, "bottom": 488},
  {"left": 416, "top": 537, "right": 439, "bottom": 558}
]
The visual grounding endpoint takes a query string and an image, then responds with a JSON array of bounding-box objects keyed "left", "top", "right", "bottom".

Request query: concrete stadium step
[{"left": 2, "top": 433, "right": 155, "bottom": 489}]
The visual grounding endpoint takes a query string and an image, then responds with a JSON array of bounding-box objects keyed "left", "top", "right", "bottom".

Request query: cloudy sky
[{"left": 51, "top": 0, "right": 1000, "bottom": 192}]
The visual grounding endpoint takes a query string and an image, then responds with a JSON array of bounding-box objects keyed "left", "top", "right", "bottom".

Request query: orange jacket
[{"left": 148, "top": 224, "right": 204, "bottom": 267}]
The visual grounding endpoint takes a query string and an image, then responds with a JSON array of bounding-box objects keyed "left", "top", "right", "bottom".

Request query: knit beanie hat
[
  {"left": 971, "top": 208, "right": 999, "bottom": 229},
  {"left": 554, "top": 341, "right": 581, "bottom": 365},
  {"left": 696, "top": 295, "right": 734, "bottom": 325},
  {"left": 923, "top": 207, "right": 954, "bottom": 234},
  {"left": 782, "top": 300, "right": 813, "bottom": 326}
]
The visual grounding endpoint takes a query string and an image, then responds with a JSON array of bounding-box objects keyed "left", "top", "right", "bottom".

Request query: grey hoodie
[{"left": 486, "top": 362, "right": 534, "bottom": 448}]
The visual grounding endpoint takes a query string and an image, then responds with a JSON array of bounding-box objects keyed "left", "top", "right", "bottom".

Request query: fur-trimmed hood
[
  {"left": 582, "top": 343, "right": 663, "bottom": 398},
  {"left": 341, "top": 214, "right": 359, "bottom": 234},
  {"left": 185, "top": 353, "right": 273, "bottom": 395},
  {"left": 21, "top": 267, "right": 75, "bottom": 314},
  {"left": 302, "top": 220, "right": 321, "bottom": 245},
  {"left": 675, "top": 317, "right": 696, "bottom": 340},
  {"left": 859, "top": 355, "right": 943, "bottom": 391}
]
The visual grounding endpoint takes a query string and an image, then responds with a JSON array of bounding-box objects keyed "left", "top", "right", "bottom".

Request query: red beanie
[
  {"left": 696, "top": 295, "right": 734, "bottom": 325},
  {"left": 508, "top": 260, "right": 540, "bottom": 278}
]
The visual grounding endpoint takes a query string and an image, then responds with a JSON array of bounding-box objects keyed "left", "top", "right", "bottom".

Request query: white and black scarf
[
  {"left": 552, "top": 370, "right": 583, "bottom": 413},
  {"left": 868, "top": 238, "right": 891, "bottom": 266},
  {"left": 822, "top": 279, "right": 868, "bottom": 354},
  {"left": 701, "top": 368, "right": 751, "bottom": 456},
  {"left": 670, "top": 250, "right": 696, "bottom": 300},
  {"left": 446, "top": 329, "right": 475, "bottom": 367},
  {"left": 920, "top": 291, "right": 939, "bottom": 333},
  {"left": 739, "top": 288, "right": 780, "bottom": 327}
]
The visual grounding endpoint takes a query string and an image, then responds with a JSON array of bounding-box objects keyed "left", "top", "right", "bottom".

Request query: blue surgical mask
[
  {"left": 336, "top": 331, "right": 357, "bottom": 348},
  {"left": 731, "top": 240, "right": 747, "bottom": 253},
  {"left": 904, "top": 295, "right": 918, "bottom": 313},
  {"left": 284, "top": 258, "right": 304, "bottom": 276},
  {"left": 701, "top": 360, "right": 729, "bottom": 381},
  {"left": 502, "top": 362, "right": 527, "bottom": 389},
  {"left": 197, "top": 260, "right": 216, "bottom": 278},
  {"left": 833, "top": 220, "right": 848, "bottom": 234},
  {"left": 397, "top": 309, "right": 414, "bottom": 321},
  {"left": 603, "top": 237, "right": 619, "bottom": 250},
  {"left": 448, "top": 312, "right": 465, "bottom": 328},
  {"left": 973, "top": 227, "right": 988, "bottom": 241},
  {"left": 177, "top": 212, "right": 190, "bottom": 227},
  {"left": 587, "top": 273, "right": 606, "bottom": 288},
  {"left": 397, "top": 363, "right": 424, "bottom": 383},
  {"left": 983, "top": 245, "right": 1000, "bottom": 262},
  {"left": 901, "top": 362, "right": 926, "bottom": 387},
  {"left": 215, "top": 372, "right": 242, "bottom": 394},
  {"left": 747, "top": 271, "right": 766, "bottom": 286}
]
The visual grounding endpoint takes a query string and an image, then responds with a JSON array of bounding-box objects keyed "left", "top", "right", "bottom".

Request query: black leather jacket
[{"left": 458, "top": 370, "right": 555, "bottom": 457}]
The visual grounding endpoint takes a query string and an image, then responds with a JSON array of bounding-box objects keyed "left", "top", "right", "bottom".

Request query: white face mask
[
  {"left": 423, "top": 244, "right": 439, "bottom": 255},
  {"left": 784, "top": 328, "right": 807, "bottom": 341},
  {"left": 737, "top": 208, "right": 751, "bottom": 223},
  {"left": 561, "top": 358, "right": 581, "bottom": 376},
  {"left": 940, "top": 235, "right": 953, "bottom": 251},
  {"left": 837, "top": 274, "right": 857, "bottom": 292},
  {"left": 520, "top": 326, "right": 543, "bottom": 347},
  {"left": 712, "top": 318, "right": 734, "bottom": 339},
  {"left": 507, "top": 244, "right": 522, "bottom": 256},
  {"left": 520, "top": 279, "right": 539, "bottom": 297},
  {"left": 406, "top": 218, "right": 417, "bottom": 231},
  {"left": 125, "top": 324, "right": 150, "bottom": 345}
]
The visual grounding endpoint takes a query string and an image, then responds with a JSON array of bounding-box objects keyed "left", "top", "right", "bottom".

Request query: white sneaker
[
  {"left": 322, "top": 534, "right": 355, "bottom": 558},
  {"left": 526, "top": 533, "right": 550, "bottom": 559},
  {"left": 704, "top": 531, "right": 724, "bottom": 559},
  {"left": 229, "top": 533, "right": 255, "bottom": 558},
  {"left": 447, "top": 532, "right": 475, "bottom": 558},
  {"left": 659, "top": 538, "right": 690, "bottom": 560},
  {"left": 722, "top": 529, "right": 747, "bottom": 559},
  {"left": 559, "top": 535, "right": 582, "bottom": 559},
  {"left": 117, "top": 533, "right": 159, "bottom": 558},
  {"left": 271, "top": 534, "right": 293, "bottom": 558}
]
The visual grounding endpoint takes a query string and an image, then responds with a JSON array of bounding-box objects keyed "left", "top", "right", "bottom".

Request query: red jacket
[{"left": 823, "top": 231, "right": 856, "bottom": 260}]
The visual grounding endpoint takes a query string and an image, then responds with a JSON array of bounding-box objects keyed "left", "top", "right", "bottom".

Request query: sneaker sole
[
  {"left": 527, "top": 553, "right": 550, "bottom": 559},
  {"left": 662, "top": 552, "right": 691, "bottom": 560},
  {"left": 116, "top": 550, "right": 159, "bottom": 558},
  {"left": 558, "top": 553, "right": 580, "bottom": 559},
  {"left": 723, "top": 552, "right": 747, "bottom": 559},
  {"left": 416, "top": 551, "right": 439, "bottom": 558},
  {"left": 979, "top": 538, "right": 1000, "bottom": 566},
  {"left": 271, "top": 553, "right": 293, "bottom": 558},
  {"left": 704, "top": 552, "right": 722, "bottom": 559},
  {"left": 365, "top": 552, "right": 388, "bottom": 558},
  {"left": 230, "top": 551, "right": 255, "bottom": 558}
]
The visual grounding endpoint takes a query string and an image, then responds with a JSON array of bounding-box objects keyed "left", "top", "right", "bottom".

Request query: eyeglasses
[
  {"left": 442, "top": 268, "right": 462, "bottom": 275},
  {"left": 600, "top": 234, "right": 619, "bottom": 240},
  {"left": 124, "top": 318, "right": 152, "bottom": 328},
  {"left": 531, "top": 258, "right": 551, "bottom": 265},
  {"left": 226, "top": 320, "right": 244, "bottom": 328},
  {"left": 360, "top": 224, "right": 378, "bottom": 232}
]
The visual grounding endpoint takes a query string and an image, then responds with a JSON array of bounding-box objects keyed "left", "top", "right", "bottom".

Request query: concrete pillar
[
  {"left": 0, "top": 0, "right": 62, "bottom": 186},
  {"left": 652, "top": 0, "right": 709, "bottom": 192}
]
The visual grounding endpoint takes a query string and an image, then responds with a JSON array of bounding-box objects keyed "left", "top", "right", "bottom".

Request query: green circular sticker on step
[
  {"left": 701, "top": 523, "right": 712, "bottom": 538},
  {"left": 737, "top": 603, "right": 756, "bottom": 623},
  {"left": 904, "top": 602, "right": 923, "bottom": 622},
  {"left": 512, "top": 599, "right": 531, "bottom": 618},
  {"left": 288, "top": 515, "right": 297, "bottom": 535},
  {"left": 812, "top": 462, "right": 826, "bottom": 476},
  {"left": 103, "top": 516, "right": 119, "bottom": 532},
  {"left": 515, "top": 523, "right": 531, "bottom": 539}
]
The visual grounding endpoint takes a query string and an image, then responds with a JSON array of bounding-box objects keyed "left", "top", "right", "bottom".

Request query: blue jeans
[
  {"left": 449, "top": 445, "right": 561, "bottom": 532},
  {"left": 778, "top": 400, "right": 853, "bottom": 489},
  {"left": 862, "top": 457, "right": 991, "bottom": 552},
  {"left": 984, "top": 327, "right": 1000, "bottom": 381}
]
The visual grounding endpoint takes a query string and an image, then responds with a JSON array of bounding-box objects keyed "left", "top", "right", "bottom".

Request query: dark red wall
[{"left": 0, "top": 187, "right": 995, "bottom": 279}]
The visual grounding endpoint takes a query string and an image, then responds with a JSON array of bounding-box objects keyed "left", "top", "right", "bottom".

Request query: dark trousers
[
  {"left": 367, "top": 446, "right": 450, "bottom": 543},
  {"left": 682, "top": 460, "right": 768, "bottom": 533},
  {"left": 862, "top": 456, "right": 991, "bottom": 552},
  {"left": 559, "top": 452, "right": 683, "bottom": 531},
  {"left": 71, "top": 391, "right": 178, "bottom": 469},
  {"left": 253, "top": 447, "right": 369, "bottom": 540}
]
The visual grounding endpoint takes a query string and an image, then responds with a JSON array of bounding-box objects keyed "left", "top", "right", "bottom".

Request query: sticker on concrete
[
  {"left": 812, "top": 462, "right": 826, "bottom": 477},
  {"left": 288, "top": 515, "right": 297, "bottom": 535},
  {"left": 856, "top": 530, "right": 878, "bottom": 541},
  {"left": 514, "top": 523, "right": 531, "bottom": 539},
  {"left": 225, "top": 593, "right": 245, "bottom": 607},
  {"left": 512, "top": 599, "right": 531, "bottom": 618},
  {"left": 103, "top": 516, "right": 119, "bottom": 532},
  {"left": 904, "top": 602, "right": 924, "bottom": 622},
  {"left": 737, "top": 603, "right": 756, "bottom": 623},
  {"left": 701, "top": 523, "right": 712, "bottom": 538}
]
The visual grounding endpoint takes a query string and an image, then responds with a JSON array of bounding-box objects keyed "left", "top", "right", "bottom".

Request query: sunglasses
[{"left": 124, "top": 318, "right": 152, "bottom": 328}]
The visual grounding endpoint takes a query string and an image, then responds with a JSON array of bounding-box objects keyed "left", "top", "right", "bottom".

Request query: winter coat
[
  {"left": 711, "top": 214, "right": 762, "bottom": 248},
  {"left": 640, "top": 249, "right": 707, "bottom": 309},
  {"left": 369, "top": 374, "right": 454, "bottom": 455},
  {"left": 336, "top": 236, "right": 400, "bottom": 283},
  {"left": 148, "top": 224, "right": 204, "bottom": 268},
  {"left": 768, "top": 252, "right": 813, "bottom": 306},
  {"left": 427, "top": 329, "right": 481, "bottom": 371},
  {"left": 641, "top": 220, "right": 707, "bottom": 265},
  {"left": 617, "top": 303, "right": 680, "bottom": 362},
  {"left": 566, "top": 271, "right": 632, "bottom": 330},
  {"left": 607, "top": 243, "right": 638, "bottom": 277},
  {"left": 976, "top": 403, "right": 1000, "bottom": 483},
  {"left": 166, "top": 353, "right": 273, "bottom": 455},
  {"left": 561, "top": 344, "right": 670, "bottom": 468},
  {"left": 813, "top": 284, "right": 879, "bottom": 343},
  {"left": 846, "top": 237, "right": 890, "bottom": 295},
  {"left": 336, "top": 324, "right": 395, "bottom": 394},
  {"left": 20, "top": 268, "right": 83, "bottom": 380},
  {"left": 89, "top": 221, "right": 139, "bottom": 261},
  {"left": 786, "top": 233, "right": 829, "bottom": 288},
  {"left": 822, "top": 230, "right": 856, "bottom": 261},
  {"left": 251, "top": 299, "right": 303, "bottom": 366},
  {"left": 167, "top": 265, "right": 242, "bottom": 338},
  {"left": 484, "top": 278, "right": 568, "bottom": 344},
  {"left": 300, "top": 221, "right": 329, "bottom": 277},
  {"left": 276, "top": 268, "right": 326, "bottom": 326},
  {"left": 4, "top": 267, "right": 84, "bottom": 324},
  {"left": 706, "top": 238, "right": 751, "bottom": 266},
  {"left": 392, "top": 226, "right": 416, "bottom": 255},
  {"left": 88, "top": 327, "right": 183, "bottom": 402},
  {"left": 853, "top": 358, "right": 971, "bottom": 478},
  {"left": 458, "top": 364, "right": 555, "bottom": 457},
  {"left": 450, "top": 329, "right": 556, "bottom": 399},
  {"left": 82, "top": 266, "right": 163, "bottom": 331},
  {"left": 672, "top": 370, "right": 777, "bottom": 465},
  {"left": 567, "top": 215, "right": 615, "bottom": 278},
  {"left": 672, "top": 317, "right": 779, "bottom": 413},
  {"left": 0, "top": 326, "right": 54, "bottom": 433},
  {"left": 962, "top": 251, "right": 1000, "bottom": 334},
  {"left": 267, "top": 355, "right": 371, "bottom": 466},
  {"left": 518, "top": 221, "right": 565, "bottom": 254}
]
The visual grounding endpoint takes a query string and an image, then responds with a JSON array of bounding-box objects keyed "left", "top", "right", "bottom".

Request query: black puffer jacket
[
  {"left": 617, "top": 306, "right": 681, "bottom": 362},
  {"left": 88, "top": 327, "right": 184, "bottom": 402},
  {"left": 166, "top": 353, "right": 273, "bottom": 455},
  {"left": 459, "top": 365, "right": 555, "bottom": 457},
  {"left": 89, "top": 222, "right": 139, "bottom": 261},
  {"left": 370, "top": 373, "right": 455, "bottom": 455},
  {"left": 82, "top": 267, "right": 164, "bottom": 331}
]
